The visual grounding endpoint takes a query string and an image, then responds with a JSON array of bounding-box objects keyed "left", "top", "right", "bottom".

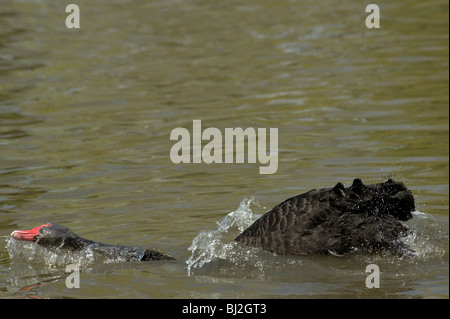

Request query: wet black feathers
[{"left": 235, "top": 179, "right": 415, "bottom": 256}]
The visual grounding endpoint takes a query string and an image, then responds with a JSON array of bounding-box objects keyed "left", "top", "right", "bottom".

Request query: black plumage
[
  {"left": 235, "top": 178, "right": 415, "bottom": 256},
  {"left": 11, "top": 223, "right": 174, "bottom": 261}
]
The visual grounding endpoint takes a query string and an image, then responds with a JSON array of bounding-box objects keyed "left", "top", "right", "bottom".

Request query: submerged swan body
[
  {"left": 11, "top": 179, "right": 415, "bottom": 261},
  {"left": 235, "top": 178, "right": 415, "bottom": 256},
  {"left": 11, "top": 223, "right": 174, "bottom": 261}
]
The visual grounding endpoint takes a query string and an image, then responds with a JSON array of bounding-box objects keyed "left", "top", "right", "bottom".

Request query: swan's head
[{"left": 11, "top": 223, "right": 81, "bottom": 249}]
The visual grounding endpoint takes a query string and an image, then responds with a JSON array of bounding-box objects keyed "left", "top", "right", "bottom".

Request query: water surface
[{"left": 0, "top": 0, "right": 448, "bottom": 298}]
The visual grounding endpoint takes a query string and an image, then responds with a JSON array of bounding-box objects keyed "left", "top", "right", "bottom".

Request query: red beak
[{"left": 11, "top": 224, "right": 51, "bottom": 242}]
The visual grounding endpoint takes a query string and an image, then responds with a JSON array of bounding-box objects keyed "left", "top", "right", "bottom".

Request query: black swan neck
[
  {"left": 12, "top": 223, "right": 175, "bottom": 261},
  {"left": 63, "top": 236, "right": 174, "bottom": 261}
]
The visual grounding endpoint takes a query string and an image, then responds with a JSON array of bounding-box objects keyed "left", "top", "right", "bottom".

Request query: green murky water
[{"left": 0, "top": 0, "right": 448, "bottom": 298}]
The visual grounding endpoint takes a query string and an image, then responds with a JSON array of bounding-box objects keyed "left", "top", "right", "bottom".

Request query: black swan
[
  {"left": 11, "top": 223, "right": 174, "bottom": 261},
  {"left": 235, "top": 178, "right": 415, "bottom": 256}
]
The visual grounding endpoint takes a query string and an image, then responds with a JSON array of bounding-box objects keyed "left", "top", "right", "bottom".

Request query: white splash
[
  {"left": 186, "top": 197, "right": 261, "bottom": 276},
  {"left": 400, "top": 210, "right": 447, "bottom": 260},
  {"left": 6, "top": 236, "right": 96, "bottom": 268}
]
